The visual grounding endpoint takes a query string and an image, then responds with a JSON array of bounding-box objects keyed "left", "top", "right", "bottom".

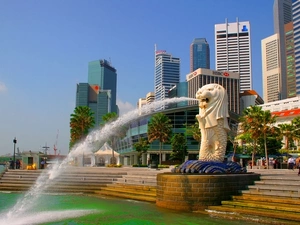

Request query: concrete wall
[{"left": 156, "top": 173, "right": 260, "bottom": 211}]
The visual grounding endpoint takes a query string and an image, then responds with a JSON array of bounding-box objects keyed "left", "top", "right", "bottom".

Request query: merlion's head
[{"left": 195, "top": 83, "right": 229, "bottom": 129}]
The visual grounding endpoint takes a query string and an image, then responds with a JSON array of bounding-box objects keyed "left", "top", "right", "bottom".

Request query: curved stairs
[
  {"left": 206, "top": 170, "right": 300, "bottom": 225},
  {"left": 0, "top": 167, "right": 160, "bottom": 202}
]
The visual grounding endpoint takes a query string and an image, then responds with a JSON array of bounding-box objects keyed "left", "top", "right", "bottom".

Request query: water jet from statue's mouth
[{"left": 200, "top": 98, "right": 209, "bottom": 103}]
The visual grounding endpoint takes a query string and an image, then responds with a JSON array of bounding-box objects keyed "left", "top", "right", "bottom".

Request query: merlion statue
[{"left": 195, "top": 83, "right": 230, "bottom": 162}]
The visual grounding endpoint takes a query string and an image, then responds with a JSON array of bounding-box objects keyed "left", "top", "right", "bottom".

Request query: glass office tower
[
  {"left": 292, "top": 0, "right": 300, "bottom": 95},
  {"left": 190, "top": 38, "right": 210, "bottom": 72},
  {"left": 88, "top": 59, "right": 117, "bottom": 113},
  {"left": 75, "top": 59, "right": 118, "bottom": 127}
]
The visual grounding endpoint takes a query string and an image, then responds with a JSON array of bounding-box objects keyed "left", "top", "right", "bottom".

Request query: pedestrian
[
  {"left": 41, "top": 160, "right": 45, "bottom": 169},
  {"left": 9, "top": 158, "right": 14, "bottom": 169},
  {"left": 16, "top": 159, "right": 20, "bottom": 169},
  {"left": 288, "top": 156, "right": 294, "bottom": 170}
]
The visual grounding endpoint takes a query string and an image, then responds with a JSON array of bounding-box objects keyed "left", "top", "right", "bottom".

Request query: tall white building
[
  {"left": 261, "top": 34, "right": 281, "bottom": 103},
  {"left": 215, "top": 19, "right": 252, "bottom": 92},
  {"left": 274, "top": 0, "right": 293, "bottom": 100},
  {"left": 154, "top": 49, "right": 180, "bottom": 105}
]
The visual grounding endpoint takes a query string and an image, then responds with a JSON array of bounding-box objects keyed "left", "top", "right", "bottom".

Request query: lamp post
[{"left": 13, "top": 137, "right": 17, "bottom": 170}]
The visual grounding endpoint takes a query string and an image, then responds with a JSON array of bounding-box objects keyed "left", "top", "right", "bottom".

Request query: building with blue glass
[
  {"left": 154, "top": 50, "right": 180, "bottom": 106},
  {"left": 292, "top": 0, "right": 300, "bottom": 95},
  {"left": 190, "top": 38, "right": 210, "bottom": 72},
  {"left": 75, "top": 59, "right": 118, "bottom": 127}
]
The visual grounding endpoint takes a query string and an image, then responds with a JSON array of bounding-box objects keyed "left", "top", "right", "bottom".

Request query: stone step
[
  {"left": 241, "top": 189, "right": 300, "bottom": 198},
  {"left": 221, "top": 200, "right": 300, "bottom": 213},
  {"left": 248, "top": 184, "right": 300, "bottom": 192},
  {"left": 207, "top": 205, "right": 300, "bottom": 225},
  {"left": 96, "top": 184, "right": 156, "bottom": 202},
  {"left": 97, "top": 190, "right": 156, "bottom": 202},
  {"left": 101, "top": 186, "right": 156, "bottom": 196},
  {"left": 233, "top": 194, "right": 300, "bottom": 205},
  {"left": 114, "top": 178, "right": 156, "bottom": 186},
  {"left": 106, "top": 183, "right": 156, "bottom": 192}
]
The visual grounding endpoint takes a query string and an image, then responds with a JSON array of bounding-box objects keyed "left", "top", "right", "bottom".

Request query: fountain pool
[{"left": 0, "top": 193, "right": 262, "bottom": 225}]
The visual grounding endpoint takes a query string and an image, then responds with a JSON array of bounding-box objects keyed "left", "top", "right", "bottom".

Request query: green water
[{"left": 0, "top": 193, "right": 261, "bottom": 225}]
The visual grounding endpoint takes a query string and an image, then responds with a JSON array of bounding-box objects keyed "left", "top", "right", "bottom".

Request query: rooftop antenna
[{"left": 42, "top": 143, "right": 50, "bottom": 155}]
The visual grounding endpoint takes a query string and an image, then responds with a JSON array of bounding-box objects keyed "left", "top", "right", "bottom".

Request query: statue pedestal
[{"left": 156, "top": 173, "right": 259, "bottom": 211}]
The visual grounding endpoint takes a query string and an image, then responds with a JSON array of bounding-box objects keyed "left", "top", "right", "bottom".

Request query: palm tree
[
  {"left": 228, "top": 125, "right": 238, "bottom": 161},
  {"left": 186, "top": 120, "right": 201, "bottom": 143},
  {"left": 240, "top": 106, "right": 277, "bottom": 169},
  {"left": 70, "top": 106, "right": 95, "bottom": 149},
  {"left": 147, "top": 112, "right": 172, "bottom": 165},
  {"left": 170, "top": 133, "right": 187, "bottom": 163},
  {"left": 261, "top": 110, "right": 277, "bottom": 169},
  {"left": 133, "top": 137, "right": 149, "bottom": 165},
  {"left": 278, "top": 123, "right": 294, "bottom": 152},
  {"left": 239, "top": 106, "right": 263, "bottom": 167}
]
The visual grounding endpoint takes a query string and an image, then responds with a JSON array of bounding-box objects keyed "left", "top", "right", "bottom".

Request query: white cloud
[
  {"left": 0, "top": 82, "right": 7, "bottom": 92},
  {"left": 117, "top": 99, "right": 135, "bottom": 116}
]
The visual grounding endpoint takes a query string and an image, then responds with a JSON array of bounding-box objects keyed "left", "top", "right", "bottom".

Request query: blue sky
[{"left": 0, "top": 0, "right": 274, "bottom": 156}]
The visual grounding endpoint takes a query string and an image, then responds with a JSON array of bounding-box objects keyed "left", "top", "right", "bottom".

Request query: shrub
[{"left": 106, "top": 164, "right": 122, "bottom": 168}]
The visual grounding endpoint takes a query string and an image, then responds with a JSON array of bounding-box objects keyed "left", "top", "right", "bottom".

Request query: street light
[{"left": 13, "top": 137, "right": 17, "bottom": 170}]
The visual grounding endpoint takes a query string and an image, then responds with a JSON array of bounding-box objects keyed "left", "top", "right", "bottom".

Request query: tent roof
[{"left": 94, "top": 142, "right": 119, "bottom": 156}]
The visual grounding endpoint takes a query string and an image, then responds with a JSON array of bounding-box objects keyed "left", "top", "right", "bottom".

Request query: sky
[{"left": 0, "top": 0, "right": 274, "bottom": 156}]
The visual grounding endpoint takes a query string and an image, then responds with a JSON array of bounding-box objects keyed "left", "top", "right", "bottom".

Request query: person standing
[{"left": 41, "top": 160, "right": 45, "bottom": 169}]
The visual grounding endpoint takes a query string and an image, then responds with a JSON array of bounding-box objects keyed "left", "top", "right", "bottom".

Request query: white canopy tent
[{"left": 94, "top": 142, "right": 120, "bottom": 166}]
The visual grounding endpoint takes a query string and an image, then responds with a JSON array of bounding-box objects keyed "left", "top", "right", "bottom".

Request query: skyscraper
[
  {"left": 215, "top": 19, "right": 252, "bottom": 92},
  {"left": 285, "top": 22, "right": 296, "bottom": 98},
  {"left": 190, "top": 38, "right": 210, "bottom": 72},
  {"left": 88, "top": 59, "right": 118, "bottom": 113},
  {"left": 274, "top": 0, "right": 293, "bottom": 99},
  {"left": 261, "top": 34, "right": 281, "bottom": 103},
  {"left": 154, "top": 49, "right": 180, "bottom": 105},
  {"left": 292, "top": 0, "right": 300, "bottom": 95},
  {"left": 76, "top": 59, "right": 118, "bottom": 126}
]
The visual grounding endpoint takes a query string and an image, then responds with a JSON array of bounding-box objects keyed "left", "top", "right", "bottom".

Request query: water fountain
[
  {"left": 1, "top": 97, "right": 205, "bottom": 224},
  {"left": 0, "top": 94, "right": 260, "bottom": 224}
]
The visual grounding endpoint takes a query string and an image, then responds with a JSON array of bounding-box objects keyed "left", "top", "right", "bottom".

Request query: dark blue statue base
[{"left": 171, "top": 160, "right": 247, "bottom": 174}]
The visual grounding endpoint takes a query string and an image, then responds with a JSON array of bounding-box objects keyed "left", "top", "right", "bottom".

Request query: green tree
[
  {"left": 133, "top": 137, "right": 149, "bottom": 165},
  {"left": 278, "top": 123, "right": 294, "bottom": 152},
  {"left": 186, "top": 120, "right": 201, "bottom": 143},
  {"left": 228, "top": 125, "right": 238, "bottom": 161},
  {"left": 260, "top": 110, "right": 277, "bottom": 168},
  {"left": 70, "top": 106, "right": 95, "bottom": 149},
  {"left": 239, "top": 106, "right": 276, "bottom": 168},
  {"left": 147, "top": 112, "right": 172, "bottom": 165},
  {"left": 101, "top": 112, "right": 118, "bottom": 125},
  {"left": 170, "top": 133, "right": 188, "bottom": 163}
]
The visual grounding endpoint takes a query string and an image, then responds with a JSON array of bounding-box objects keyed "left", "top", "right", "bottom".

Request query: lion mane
[{"left": 196, "top": 83, "right": 230, "bottom": 131}]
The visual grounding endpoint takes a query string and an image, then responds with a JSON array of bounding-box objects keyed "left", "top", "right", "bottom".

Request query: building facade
[
  {"left": 292, "top": 0, "right": 300, "bottom": 95},
  {"left": 261, "top": 34, "right": 281, "bottom": 103},
  {"left": 76, "top": 83, "right": 112, "bottom": 126},
  {"left": 154, "top": 50, "right": 180, "bottom": 105},
  {"left": 186, "top": 68, "right": 240, "bottom": 114},
  {"left": 190, "top": 38, "right": 210, "bottom": 72},
  {"left": 285, "top": 22, "right": 296, "bottom": 98},
  {"left": 215, "top": 19, "right": 252, "bottom": 92},
  {"left": 240, "top": 90, "right": 264, "bottom": 113},
  {"left": 75, "top": 59, "right": 118, "bottom": 127},
  {"left": 274, "top": 0, "right": 293, "bottom": 100},
  {"left": 88, "top": 59, "right": 118, "bottom": 113}
]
